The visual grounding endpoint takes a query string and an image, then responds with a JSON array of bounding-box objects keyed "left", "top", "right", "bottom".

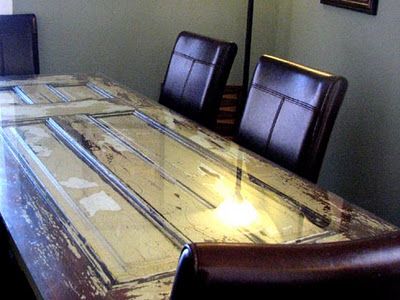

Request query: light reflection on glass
[
  {"left": 215, "top": 196, "right": 258, "bottom": 228},
  {"left": 214, "top": 179, "right": 259, "bottom": 228}
]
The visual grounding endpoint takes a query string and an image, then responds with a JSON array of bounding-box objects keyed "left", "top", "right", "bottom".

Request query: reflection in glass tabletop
[{"left": 0, "top": 74, "right": 396, "bottom": 299}]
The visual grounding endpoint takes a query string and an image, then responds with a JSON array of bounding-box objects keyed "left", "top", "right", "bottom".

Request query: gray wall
[
  {"left": 14, "top": 0, "right": 276, "bottom": 99},
  {"left": 273, "top": 0, "right": 400, "bottom": 225}
]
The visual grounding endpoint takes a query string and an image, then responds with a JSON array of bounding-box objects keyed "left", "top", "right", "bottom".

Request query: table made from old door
[{"left": 0, "top": 74, "right": 396, "bottom": 299}]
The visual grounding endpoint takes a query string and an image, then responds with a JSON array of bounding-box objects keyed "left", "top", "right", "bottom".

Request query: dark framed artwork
[{"left": 321, "top": 0, "right": 378, "bottom": 15}]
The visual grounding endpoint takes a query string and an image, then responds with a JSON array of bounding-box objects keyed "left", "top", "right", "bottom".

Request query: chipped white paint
[
  {"left": 0, "top": 99, "right": 135, "bottom": 126},
  {"left": 198, "top": 163, "right": 220, "bottom": 177},
  {"left": 20, "top": 209, "right": 33, "bottom": 225},
  {"left": 0, "top": 90, "right": 20, "bottom": 104},
  {"left": 119, "top": 274, "right": 174, "bottom": 300},
  {"left": 5, "top": 122, "right": 181, "bottom": 283},
  {"left": 55, "top": 86, "right": 104, "bottom": 101},
  {"left": 98, "top": 135, "right": 129, "bottom": 153},
  {"left": 22, "top": 127, "right": 53, "bottom": 157},
  {"left": 31, "top": 144, "right": 52, "bottom": 157},
  {"left": 69, "top": 116, "right": 287, "bottom": 243},
  {"left": 23, "top": 126, "right": 53, "bottom": 157},
  {"left": 87, "top": 75, "right": 152, "bottom": 108},
  {"left": 0, "top": 74, "right": 396, "bottom": 299},
  {"left": 25, "top": 127, "right": 51, "bottom": 139},
  {"left": 60, "top": 231, "right": 82, "bottom": 259},
  {"left": 67, "top": 240, "right": 81, "bottom": 259},
  {"left": 0, "top": 75, "right": 86, "bottom": 88},
  {"left": 79, "top": 191, "right": 121, "bottom": 217},
  {"left": 60, "top": 177, "right": 98, "bottom": 189}
]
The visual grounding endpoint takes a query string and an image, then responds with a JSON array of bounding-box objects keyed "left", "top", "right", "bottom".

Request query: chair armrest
[{"left": 170, "top": 231, "right": 400, "bottom": 299}]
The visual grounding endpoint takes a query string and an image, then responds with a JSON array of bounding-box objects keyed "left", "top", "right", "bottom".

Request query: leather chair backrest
[
  {"left": 170, "top": 231, "right": 400, "bottom": 299},
  {"left": 0, "top": 14, "right": 39, "bottom": 76},
  {"left": 237, "top": 55, "right": 347, "bottom": 182},
  {"left": 159, "top": 31, "right": 237, "bottom": 129}
]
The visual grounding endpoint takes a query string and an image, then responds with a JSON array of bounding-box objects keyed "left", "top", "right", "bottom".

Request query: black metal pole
[
  {"left": 236, "top": 0, "right": 254, "bottom": 130},
  {"left": 243, "top": 0, "right": 254, "bottom": 94}
]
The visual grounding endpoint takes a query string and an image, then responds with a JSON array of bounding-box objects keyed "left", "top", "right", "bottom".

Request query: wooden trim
[{"left": 321, "top": 0, "right": 378, "bottom": 15}]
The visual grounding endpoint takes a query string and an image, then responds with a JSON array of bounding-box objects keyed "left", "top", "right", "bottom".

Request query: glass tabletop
[{"left": 0, "top": 74, "right": 396, "bottom": 299}]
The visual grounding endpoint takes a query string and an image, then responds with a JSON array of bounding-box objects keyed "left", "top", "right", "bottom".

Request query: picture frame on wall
[{"left": 320, "top": 0, "right": 378, "bottom": 15}]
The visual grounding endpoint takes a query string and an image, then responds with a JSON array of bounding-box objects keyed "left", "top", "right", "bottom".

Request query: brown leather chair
[
  {"left": 170, "top": 231, "right": 400, "bottom": 300},
  {"left": 159, "top": 31, "right": 237, "bottom": 129},
  {"left": 236, "top": 55, "right": 347, "bottom": 182},
  {"left": 0, "top": 14, "right": 39, "bottom": 75}
]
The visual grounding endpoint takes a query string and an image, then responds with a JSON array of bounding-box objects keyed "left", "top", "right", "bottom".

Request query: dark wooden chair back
[
  {"left": 159, "top": 31, "right": 237, "bottom": 129},
  {"left": 237, "top": 55, "right": 347, "bottom": 182},
  {"left": 0, "top": 14, "right": 39, "bottom": 76}
]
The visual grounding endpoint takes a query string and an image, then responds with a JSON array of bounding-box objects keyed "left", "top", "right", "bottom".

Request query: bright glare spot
[
  {"left": 214, "top": 179, "right": 235, "bottom": 197},
  {"left": 215, "top": 197, "right": 258, "bottom": 228}
]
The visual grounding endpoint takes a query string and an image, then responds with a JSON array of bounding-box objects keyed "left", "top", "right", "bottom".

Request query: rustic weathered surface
[{"left": 0, "top": 74, "right": 397, "bottom": 299}]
